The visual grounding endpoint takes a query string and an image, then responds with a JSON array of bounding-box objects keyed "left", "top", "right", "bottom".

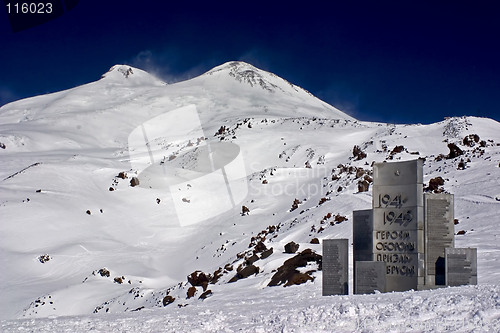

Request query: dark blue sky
[{"left": 1, "top": 1, "right": 499, "bottom": 123}]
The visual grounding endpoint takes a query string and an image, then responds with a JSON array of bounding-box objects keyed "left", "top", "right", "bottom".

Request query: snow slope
[{"left": 0, "top": 62, "right": 499, "bottom": 331}]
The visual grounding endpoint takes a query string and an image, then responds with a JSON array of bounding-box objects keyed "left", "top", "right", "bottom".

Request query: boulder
[
  {"left": 358, "top": 180, "right": 369, "bottom": 192},
  {"left": 447, "top": 143, "right": 463, "bottom": 159},
  {"left": 426, "top": 177, "right": 445, "bottom": 193},
  {"left": 187, "top": 271, "right": 209, "bottom": 288},
  {"left": 187, "top": 286, "right": 197, "bottom": 299},
  {"left": 284, "top": 241, "right": 299, "bottom": 254},
  {"left": 199, "top": 290, "right": 212, "bottom": 300},
  {"left": 130, "top": 177, "right": 140, "bottom": 187},
  {"left": 245, "top": 254, "right": 260, "bottom": 265},
  {"left": 260, "top": 247, "right": 274, "bottom": 259},
  {"left": 162, "top": 295, "right": 175, "bottom": 306}
]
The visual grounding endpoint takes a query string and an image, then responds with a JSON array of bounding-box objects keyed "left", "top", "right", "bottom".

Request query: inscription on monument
[
  {"left": 372, "top": 160, "right": 423, "bottom": 292},
  {"left": 322, "top": 239, "right": 348, "bottom": 296},
  {"left": 446, "top": 248, "right": 477, "bottom": 286},
  {"left": 355, "top": 261, "right": 386, "bottom": 294},
  {"left": 353, "top": 210, "right": 373, "bottom": 262}
]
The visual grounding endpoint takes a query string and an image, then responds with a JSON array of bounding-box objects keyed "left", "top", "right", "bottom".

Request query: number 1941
[{"left": 6, "top": 2, "right": 53, "bottom": 14}]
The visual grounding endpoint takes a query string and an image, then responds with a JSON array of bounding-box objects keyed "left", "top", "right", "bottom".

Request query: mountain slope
[{"left": 0, "top": 62, "right": 499, "bottom": 327}]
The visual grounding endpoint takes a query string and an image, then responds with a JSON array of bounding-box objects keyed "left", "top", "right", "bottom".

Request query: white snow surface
[{"left": 0, "top": 61, "right": 499, "bottom": 331}]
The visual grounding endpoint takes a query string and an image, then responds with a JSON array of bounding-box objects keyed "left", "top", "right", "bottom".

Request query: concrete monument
[{"left": 352, "top": 159, "right": 477, "bottom": 294}]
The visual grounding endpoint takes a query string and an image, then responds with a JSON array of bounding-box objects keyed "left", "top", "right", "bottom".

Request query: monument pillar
[{"left": 372, "top": 159, "right": 424, "bottom": 292}]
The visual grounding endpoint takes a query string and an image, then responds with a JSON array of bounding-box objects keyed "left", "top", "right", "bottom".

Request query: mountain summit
[
  {"left": 204, "top": 61, "right": 308, "bottom": 93},
  {"left": 100, "top": 64, "right": 166, "bottom": 86}
]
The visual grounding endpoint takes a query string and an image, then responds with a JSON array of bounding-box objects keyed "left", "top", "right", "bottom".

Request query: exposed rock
[
  {"left": 254, "top": 241, "right": 267, "bottom": 253},
  {"left": 239, "top": 264, "right": 259, "bottom": 278},
  {"left": 199, "top": 290, "right": 212, "bottom": 300},
  {"left": 229, "top": 264, "right": 260, "bottom": 283},
  {"left": 109, "top": 187, "right": 115, "bottom": 191},
  {"left": 245, "top": 254, "right": 260, "bottom": 265},
  {"left": 310, "top": 238, "right": 320, "bottom": 244},
  {"left": 353, "top": 145, "right": 367, "bottom": 160},
  {"left": 268, "top": 249, "right": 322, "bottom": 287},
  {"left": 290, "top": 199, "right": 302, "bottom": 212},
  {"left": 86, "top": 210, "right": 91, "bottom": 215},
  {"left": 286, "top": 273, "right": 313, "bottom": 286},
  {"left": 38, "top": 254, "right": 51, "bottom": 263},
  {"left": 260, "top": 247, "right": 273, "bottom": 259},
  {"left": 463, "top": 134, "right": 480, "bottom": 147},
  {"left": 211, "top": 267, "right": 223, "bottom": 284},
  {"left": 284, "top": 241, "right": 300, "bottom": 254},
  {"left": 426, "top": 177, "right": 445, "bottom": 193},
  {"left": 114, "top": 276, "right": 124, "bottom": 284},
  {"left": 215, "top": 126, "right": 227, "bottom": 136},
  {"left": 391, "top": 145, "right": 405, "bottom": 154},
  {"left": 318, "top": 197, "right": 329, "bottom": 205},
  {"left": 334, "top": 214, "right": 348, "bottom": 223},
  {"left": 117, "top": 171, "right": 127, "bottom": 179},
  {"left": 162, "top": 296, "right": 175, "bottom": 306},
  {"left": 358, "top": 180, "right": 369, "bottom": 192},
  {"left": 187, "top": 271, "right": 209, "bottom": 288},
  {"left": 447, "top": 143, "right": 463, "bottom": 159},
  {"left": 388, "top": 145, "right": 406, "bottom": 160},
  {"left": 98, "top": 268, "right": 110, "bottom": 277},
  {"left": 241, "top": 205, "right": 250, "bottom": 216},
  {"left": 130, "top": 177, "right": 140, "bottom": 187},
  {"left": 458, "top": 159, "right": 466, "bottom": 170},
  {"left": 457, "top": 230, "right": 466, "bottom": 235},
  {"left": 187, "top": 286, "right": 197, "bottom": 299}
]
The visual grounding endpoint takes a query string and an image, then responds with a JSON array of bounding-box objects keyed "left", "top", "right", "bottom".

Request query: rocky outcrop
[
  {"left": 447, "top": 143, "right": 463, "bottom": 159},
  {"left": 426, "top": 176, "right": 445, "bottom": 193},
  {"left": 353, "top": 145, "right": 367, "bottom": 160},
  {"left": 268, "top": 249, "right": 322, "bottom": 287}
]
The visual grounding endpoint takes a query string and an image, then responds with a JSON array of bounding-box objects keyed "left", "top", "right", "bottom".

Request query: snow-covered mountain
[{"left": 0, "top": 61, "right": 499, "bottom": 331}]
